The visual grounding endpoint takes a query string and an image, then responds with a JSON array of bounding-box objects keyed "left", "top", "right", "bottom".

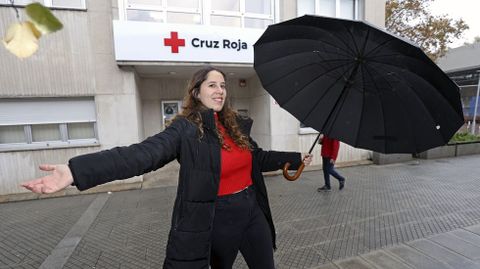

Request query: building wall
[
  {"left": 364, "top": 0, "right": 386, "bottom": 27},
  {"left": 279, "top": 0, "right": 298, "bottom": 21},
  {"left": 248, "top": 77, "right": 272, "bottom": 149},
  {"left": 0, "top": 1, "right": 143, "bottom": 197},
  {"left": 1, "top": 0, "right": 386, "bottom": 198}
]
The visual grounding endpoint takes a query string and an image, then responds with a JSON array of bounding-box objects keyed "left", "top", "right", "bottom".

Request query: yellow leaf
[
  {"left": 27, "top": 21, "right": 43, "bottom": 39},
  {"left": 2, "top": 21, "right": 40, "bottom": 59}
]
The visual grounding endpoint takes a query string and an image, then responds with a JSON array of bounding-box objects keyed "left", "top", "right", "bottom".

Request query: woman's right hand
[{"left": 21, "top": 164, "right": 74, "bottom": 194}]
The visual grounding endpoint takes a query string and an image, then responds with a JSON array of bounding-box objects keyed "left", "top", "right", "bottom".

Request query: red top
[
  {"left": 215, "top": 116, "right": 253, "bottom": 196},
  {"left": 321, "top": 135, "right": 340, "bottom": 161}
]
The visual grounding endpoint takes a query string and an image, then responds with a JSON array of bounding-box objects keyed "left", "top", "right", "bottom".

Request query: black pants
[{"left": 210, "top": 186, "right": 275, "bottom": 269}]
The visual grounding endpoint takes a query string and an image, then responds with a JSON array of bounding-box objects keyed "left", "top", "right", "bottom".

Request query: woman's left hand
[{"left": 302, "top": 153, "right": 313, "bottom": 166}]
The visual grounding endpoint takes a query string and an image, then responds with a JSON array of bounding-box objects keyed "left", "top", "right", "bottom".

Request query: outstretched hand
[{"left": 21, "top": 164, "right": 74, "bottom": 194}]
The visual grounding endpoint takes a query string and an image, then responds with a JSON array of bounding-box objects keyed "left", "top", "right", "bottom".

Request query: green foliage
[
  {"left": 25, "top": 2, "right": 63, "bottom": 34},
  {"left": 385, "top": 0, "right": 469, "bottom": 61},
  {"left": 449, "top": 132, "right": 480, "bottom": 143}
]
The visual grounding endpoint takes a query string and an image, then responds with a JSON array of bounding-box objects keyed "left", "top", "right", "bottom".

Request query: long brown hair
[{"left": 179, "top": 66, "right": 251, "bottom": 150}]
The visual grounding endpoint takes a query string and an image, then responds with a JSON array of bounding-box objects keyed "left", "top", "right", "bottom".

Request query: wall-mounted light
[{"left": 239, "top": 79, "right": 246, "bottom": 87}]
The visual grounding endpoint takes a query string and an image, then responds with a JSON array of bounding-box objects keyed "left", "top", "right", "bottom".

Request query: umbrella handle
[{"left": 282, "top": 162, "right": 305, "bottom": 181}]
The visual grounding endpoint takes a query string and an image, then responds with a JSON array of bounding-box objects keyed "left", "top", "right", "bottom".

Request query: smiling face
[{"left": 197, "top": 70, "right": 226, "bottom": 112}]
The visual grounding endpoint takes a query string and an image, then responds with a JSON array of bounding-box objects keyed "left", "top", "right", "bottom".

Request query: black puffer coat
[{"left": 69, "top": 109, "right": 302, "bottom": 269}]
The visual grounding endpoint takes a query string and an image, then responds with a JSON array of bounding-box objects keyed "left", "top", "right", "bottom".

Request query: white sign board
[{"left": 113, "top": 20, "right": 265, "bottom": 63}]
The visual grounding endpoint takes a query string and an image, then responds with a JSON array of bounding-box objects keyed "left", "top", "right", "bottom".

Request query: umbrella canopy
[{"left": 254, "top": 15, "right": 464, "bottom": 154}]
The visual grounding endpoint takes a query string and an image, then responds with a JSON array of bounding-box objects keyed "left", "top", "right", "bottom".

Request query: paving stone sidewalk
[{"left": 1, "top": 155, "right": 480, "bottom": 268}]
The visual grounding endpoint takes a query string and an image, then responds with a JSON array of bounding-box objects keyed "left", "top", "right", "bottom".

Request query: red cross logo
[{"left": 164, "top": 31, "right": 185, "bottom": 53}]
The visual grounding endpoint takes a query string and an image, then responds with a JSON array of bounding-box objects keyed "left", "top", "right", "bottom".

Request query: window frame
[
  {"left": 208, "top": 0, "right": 274, "bottom": 28},
  {"left": 125, "top": 2, "right": 201, "bottom": 23},
  {"left": 0, "top": 0, "right": 87, "bottom": 10},
  {"left": 296, "top": 0, "right": 361, "bottom": 20},
  {"left": 121, "top": 0, "right": 275, "bottom": 29},
  {"left": 0, "top": 97, "right": 99, "bottom": 152},
  {"left": 0, "top": 122, "right": 99, "bottom": 152}
]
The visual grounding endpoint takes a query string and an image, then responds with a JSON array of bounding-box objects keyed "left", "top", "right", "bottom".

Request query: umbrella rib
[
  {"left": 271, "top": 24, "right": 358, "bottom": 57},
  {"left": 366, "top": 58, "right": 458, "bottom": 106},
  {"left": 256, "top": 37, "right": 355, "bottom": 59},
  {"left": 325, "top": 27, "right": 372, "bottom": 143},
  {"left": 361, "top": 64, "right": 389, "bottom": 153},
  {"left": 322, "top": 77, "right": 354, "bottom": 135},
  {"left": 343, "top": 23, "right": 361, "bottom": 56},
  {"left": 367, "top": 53, "right": 433, "bottom": 66},
  {"left": 366, "top": 59, "right": 415, "bottom": 70},
  {"left": 299, "top": 64, "right": 357, "bottom": 130},
  {"left": 367, "top": 53, "right": 412, "bottom": 60},
  {"left": 301, "top": 24, "right": 359, "bottom": 57},
  {"left": 363, "top": 37, "right": 399, "bottom": 59},
  {"left": 256, "top": 51, "right": 353, "bottom": 74},
  {"left": 365, "top": 64, "right": 421, "bottom": 151},
  {"left": 354, "top": 64, "right": 367, "bottom": 149},
  {"left": 373, "top": 62, "right": 463, "bottom": 149},
  {"left": 379, "top": 63, "right": 455, "bottom": 141},
  {"left": 360, "top": 28, "right": 371, "bottom": 58},
  {"left": 279, "top": 62, "right": 356, "bottom": 108},
  {"left": 288, "top": 25, "right": 355, "bottom": 56},
  {"left": 323, "top": 25, "right": 372, "bottom": 138},
  {"left": 366, "top": 59, "right": 463, "bottom": 120},
  {"left": 260, "top": 58, "right": 353, "bottom": 88}
]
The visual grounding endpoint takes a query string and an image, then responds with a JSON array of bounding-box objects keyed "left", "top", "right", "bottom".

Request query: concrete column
[{"left": 364, "top": 0, "right": 386, "bottom": 26}]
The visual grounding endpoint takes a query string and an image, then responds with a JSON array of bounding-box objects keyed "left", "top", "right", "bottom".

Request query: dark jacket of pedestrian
[{"left": 68, "top": 109, "right": 302, "bottom": 269}]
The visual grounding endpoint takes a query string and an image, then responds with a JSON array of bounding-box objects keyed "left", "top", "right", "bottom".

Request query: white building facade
[{"left": 0, "top": 0, "right": 386, "bottom": 200}]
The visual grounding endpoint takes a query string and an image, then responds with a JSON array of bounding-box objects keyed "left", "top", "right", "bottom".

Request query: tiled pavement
[{"left": 1, "top": 155, "right": 480, "bottom": 268}]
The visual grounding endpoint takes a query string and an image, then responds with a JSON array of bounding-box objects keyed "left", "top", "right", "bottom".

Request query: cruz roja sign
[
  {"left": 191, "top": 38, "right": 248, "bottom": 51},
  {"left": 113, "top": 20, "right": 264, "bottom": 63}
]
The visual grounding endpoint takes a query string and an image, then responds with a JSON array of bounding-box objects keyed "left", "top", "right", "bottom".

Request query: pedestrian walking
[
  {"left": 21, "top": 66, "right": 313, "bottom": 269},
  {"left": 318, "top": 134, "right": 345, "bottom": 192}
]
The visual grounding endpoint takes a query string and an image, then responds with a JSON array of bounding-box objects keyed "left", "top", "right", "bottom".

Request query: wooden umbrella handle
[{"left": 282, "top": 162, "right": 305, "bottom": 181}]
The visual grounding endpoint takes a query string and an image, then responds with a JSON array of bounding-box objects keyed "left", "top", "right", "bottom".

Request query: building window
[
  {"left": 0, "top": 125, "right": 25, "bottom": 144},
  {"left": 68, "top": 122, "right": 96, "bottom": 139},
  {"left": 123, "top": 0, "right": 274, "bottom": 29},
  {"left": 297, "top": 0, "right": 361, "bottom": 20},
  {"left": 449, "top": 70, "right": 480, "bottom": 124},
  {"left": 0, "top": 0, "right": 86, "bottom": 9},
  {"left": 210, "top": 0, "right": 273, "bottom": 28},
  {"left": 125, "top": 0, "right": 202, "bottom": 24},
  {"left": 31, "top": 124, "right": 62, "bottom": 142},
  {"left": 0, "top": 97, "right": 98, "bottom": 152},
  {"left": 51, "top": 0, "right": 85, "bottom": 9}
]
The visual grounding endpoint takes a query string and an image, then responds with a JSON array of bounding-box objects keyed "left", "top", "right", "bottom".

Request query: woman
[{"left": 22, "top": 66, "right": 313, "bottom": 269}]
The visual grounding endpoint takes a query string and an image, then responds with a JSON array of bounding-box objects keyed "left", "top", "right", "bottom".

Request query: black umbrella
[{"left": 254, "top": 15, "right": 464, "bottom": 180}]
